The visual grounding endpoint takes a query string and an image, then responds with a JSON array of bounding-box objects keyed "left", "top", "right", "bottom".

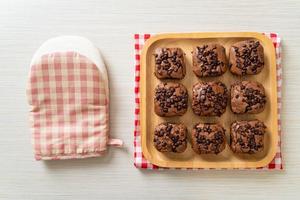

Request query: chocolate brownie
[
  {"left": 192, "top": 81, "right": 228, "bottom": 116},
  {"left": 154, "top": 48, "right": 186, "bottom": 79},
  {"left": 154, "top": 82, "right": 188, "bottom": 117},
  {"left": 154, "top": 122, "right": 187, "bottom": 153},
  {"left": 191, "top": 123, "right": 226, "bottom": 154},
  {"left": 231, "top": 81, "right": 266, "bottom": 114},
  {"left": 229, "top": 40, "right": 264, "bottom": 75},
  {"left": 192, "top": 44, "right": 227, "bottom": 77},
  {"left": 230, "top": 120, "right": 266, "bottom": 154}
]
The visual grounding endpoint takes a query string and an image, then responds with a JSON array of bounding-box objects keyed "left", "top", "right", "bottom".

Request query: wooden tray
[{"left": 140, "top": 32, "right": 278, "bottom": 169}]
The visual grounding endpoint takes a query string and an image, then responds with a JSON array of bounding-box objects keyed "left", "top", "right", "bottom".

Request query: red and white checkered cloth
[
  {"left": 134, "top": 33, "right": 283, "bottom": 170},
  {"left": 27, "top": 52, "right": 122, "bottom": 160}
]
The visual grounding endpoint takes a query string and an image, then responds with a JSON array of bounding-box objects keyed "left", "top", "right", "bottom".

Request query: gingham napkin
[
  {"left": 27, "top": 52, "right": 122, "bottom": 160},
  {"left": 133, "top": 33, "right": 283, "bottom": 170}
]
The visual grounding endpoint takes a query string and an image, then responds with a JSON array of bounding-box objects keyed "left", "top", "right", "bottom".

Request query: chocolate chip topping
[
  {"left": 230, "top": 120, "right": 266, "bottom": 154},
  {"left": 191, "top": 123, "right": 226, "bottom": 154},
  {"left": 231, "top": 81, "right": 266, "bottom": 114},
  {"left": 192, "top": 44, "right": 227, "bottom": 77},
  {"left": 154, "top": 122, "right": 187, "bottom": 153},
  {"left": 229, "top": 40, "right": 264, "bottom": 75},
  {"left": 154, "top": 48, "right": 185, "bottom": 79},
  {"left": 244, "top": 87, "right": 266, "bottom": 112},
  {"left": 154, "top": 82, "right": 188, "bottom": 117},
  {"left": 192, "top": 81, "right": 228, "bottom": 116}
]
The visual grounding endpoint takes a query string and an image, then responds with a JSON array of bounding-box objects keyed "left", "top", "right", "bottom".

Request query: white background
[{"left": 0, "top": 0, "right": 299, "bottom": 199}]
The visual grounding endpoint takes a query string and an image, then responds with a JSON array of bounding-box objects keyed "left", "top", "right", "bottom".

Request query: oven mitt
[{"left": 27, "top": 36, "right": 123, "bottom": 160}]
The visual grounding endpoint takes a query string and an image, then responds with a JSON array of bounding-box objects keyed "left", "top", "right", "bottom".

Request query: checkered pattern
[
  {"left": 134, "top": 33, "right": 283, "bottom": 170},
  {"left": 27, "top": 52, "right": 111, "bottom": 160}
]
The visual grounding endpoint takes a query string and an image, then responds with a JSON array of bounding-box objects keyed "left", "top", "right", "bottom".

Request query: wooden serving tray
[{"left": 140, "top": 32, "right": 278, "bottom": 169}]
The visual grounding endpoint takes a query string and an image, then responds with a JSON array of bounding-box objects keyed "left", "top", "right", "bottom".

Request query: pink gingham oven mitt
[{"left": 27, "top": 36, "right": 123, "bottom": 160}]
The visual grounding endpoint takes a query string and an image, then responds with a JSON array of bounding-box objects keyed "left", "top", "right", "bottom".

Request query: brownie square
[
  {"left": 191, "top": 123, "right": 226, "bottom": 154},
  {"left": 154, "top": 48, "right": 186, "bottom": 79},
  {"left": 192, "top": 81, "right": 228, "bottom": 116},
  {"left": 154, "top": 82, "right": 188, "bottom": 117},
  {"left": 192, "top": 44, "right": 227, "bottom": 77},
  {"left": 231, "top": 81, "right": 266, "bottom": 114},
  {"left": 154, "top": 122, "right": 187, "bottom": 153},
  {"left": 230, "top": 120, "right": 266, "bottom": 154},
  {"left": 229, "top": 40, "right": 264, "bottom": 75}
]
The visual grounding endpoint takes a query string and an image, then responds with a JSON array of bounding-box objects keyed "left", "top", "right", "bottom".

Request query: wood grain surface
[{"left": 0, "top": 0, "right": 299, "bottom": 199}]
